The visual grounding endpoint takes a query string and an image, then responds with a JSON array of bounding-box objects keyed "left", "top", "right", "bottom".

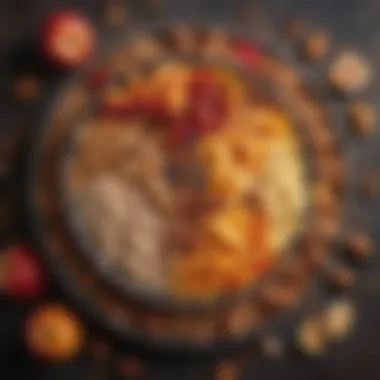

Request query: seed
[
  {"left": 13, "top": 75, "right": 40, "bottom": 101},
  {"left": 116, "top": 356, "right": 145, "bottom": 379},
  {"left": 328, "top": 50, "right": 372, "bottom": 94},
  {"left": 346, "top": 232, "right": 373, "bottom": 261},
  {"left": 214, "top": 361, "right": 239, "bottom": 380},
  {"left": 296, "top": 314, "right": 326, "bottom": 356},
  {"left": 323, "top": 299, "right": 356, "bottom": 340},
  {"left": 349, "top": 102, "right": 376, "bottom": 136},
  {"left": 303, "top": 32, "right": 330, "bottom": 61}
]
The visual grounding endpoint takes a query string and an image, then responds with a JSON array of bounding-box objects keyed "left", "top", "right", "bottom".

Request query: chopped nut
[
  {"left": 260, "top": 335, "right": 284, "bottom": 359},
  {"left": 329, "top": 51, "right": 372, "bottom": 94},
  {"left": 346, "top": 233, "right": 373, "bottom": 261},
  {"left": 323, "top": 299, "right": 356, "bottom": 340},
  {"left": 326, "top": 265, "right": 355, "bottom": 290},
  {"left": 303, "top": 32, "right": 330, "bottom": 61},
  {"left": 349, "top": 102, "right": 376, "bottom": 135},
  {"left": 296, "top": 315, "right": 326, "bottom": 356},
  {"left": 13, "top": 75, "right": 40, "bottom": 101},
  {"left": 214, "top": 361, "right": 239, "bottom": 380},
  {"left": 116, "top": 356, "right": 145, "bottom": 379}
]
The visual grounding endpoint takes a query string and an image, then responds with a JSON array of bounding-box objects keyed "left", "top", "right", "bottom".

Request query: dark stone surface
[{"left": 1, "top": 0, "right": 380, "bottom": 379}]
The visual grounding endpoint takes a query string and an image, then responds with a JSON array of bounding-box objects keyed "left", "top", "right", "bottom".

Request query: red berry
[
  {"left": 41, "top": 10, "right": 95, "bottom": 68},
  {"left": 0, "top": 245, "right": 46, "bottom": 299},
  {"left": 233, "top": 40, "right": 261, "bottom": 68}
]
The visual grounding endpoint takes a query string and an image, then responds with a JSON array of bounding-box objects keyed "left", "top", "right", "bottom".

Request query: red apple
[
  {"left": 0, "top": 245, "right": 46, "bottom": 299},
  {"left": 40, "top": 10, "right": 95, "bottom": 68}
]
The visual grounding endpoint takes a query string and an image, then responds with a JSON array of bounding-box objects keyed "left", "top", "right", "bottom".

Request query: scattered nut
[
  {"left": 13, "top": 75, "right": 40, "bottom": 101},
  {"left": 323, "top": 299, "right": 356, "bottom": 340},
  {"left": 296, "top": 315, "right": 326, "bottom": 356},
  {"left": 303, "top": 32, "right": 330, "bottom": 61},
  {"left": 349, "top": 102, "right": 376, "bottom": 135},
  {"left": 260, "top": 335, "right": 284, "bottom": 359},
  {"left": 328, "top": 51, "right": 372, "bottom": 94},
  {"left": 116, "top": 356, "right": 145, "bottom": 379},
  {"left": 326, "top": 265, "right": 355, "bottom": 291},
  {"left": 346, "top": 232, "right": 373, "bottom": 261},
  {"left": 214, "top": 361, "right": 239, "bottom": 380}
]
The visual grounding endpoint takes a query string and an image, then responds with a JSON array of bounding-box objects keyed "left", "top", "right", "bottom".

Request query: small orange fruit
[{"left": 25, "top": 304, "right": 84, "bottom": 362}]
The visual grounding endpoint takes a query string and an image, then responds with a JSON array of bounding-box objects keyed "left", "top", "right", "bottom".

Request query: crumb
[
  {"left": 323, "top": 299, "right": 356, "bottom": 340},
  {"left": 296, "top": 315, "right": 326, "bottom": 356},
  {"left": 214, "top": 361, "right": 239, "bottom": 380},
  {"left": 116, "top": 356, "right": 145, "bottom": 379},
  {"left": 303, "top": 32, "right": 330, "bottom": 61},
  {"left": 328, "top": 51, "right": 372, "bottom": 93},
  {"left": 349, "top": 102, "right": 376, "bottom": 135},
  {"left": 346, "top": 232, "right": 373, "bottom": 261},
  {"left": 13, "top": 75, "right": 40, "bottom": 101}
]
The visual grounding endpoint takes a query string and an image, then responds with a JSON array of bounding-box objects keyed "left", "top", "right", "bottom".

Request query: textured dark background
[{"left": 1, "top": 0, "right": 380, "bottom": 379}]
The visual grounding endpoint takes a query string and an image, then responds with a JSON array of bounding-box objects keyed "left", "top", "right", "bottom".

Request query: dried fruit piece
[
  {"left": 345, "top": 232, "right": 373, "bottom": 262},
  {"left": 0, "top": 245, "right": 46, "bottom": 299},
  {"left": 303, "top": 32, "right": 330, "bottom": 61},
  {"left": 25, "top": 304, "right": 84, "bottom": 362},
  {"left": 13, "top": 75, "right": 40, "bottom": 101},
  {"left": 349, "top": 102, "right": 376, "bottom": 136},
  {"left": 296, "top": 314, "right": 326, "bottom": 356},
  {"left": 116, "top": 356, "right": 145, "bottom": 379},
  {"left": 40, "top": 10, "right": 95, "bottom": 68},
  {"left": 328, "top": 51, "right": 372, "bottom": 93},
  {"left": 323, "top": 299, "right": 356, "bottom": 340},
  {"left": 214, "top": 361, "right": 239, "bottom": 380}
]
